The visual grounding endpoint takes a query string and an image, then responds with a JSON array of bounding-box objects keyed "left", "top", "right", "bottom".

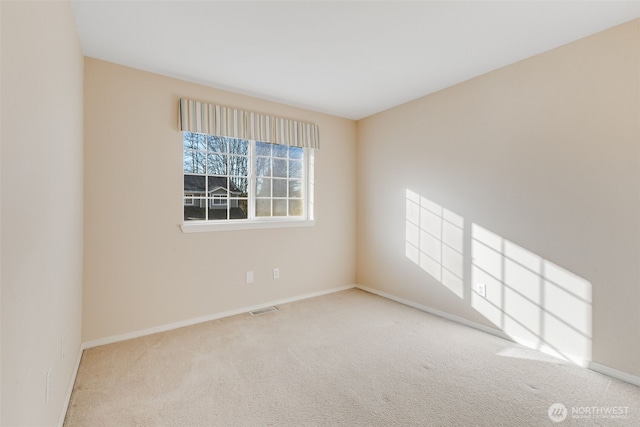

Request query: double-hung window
[{"left": 183, "top": 132, "right": 314, "bottom": 225}]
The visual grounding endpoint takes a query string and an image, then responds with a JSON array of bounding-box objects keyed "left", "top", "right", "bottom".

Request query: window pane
[
  {"left": 273, "top": 159, "right": 287, "bottom": 178},
  {"left": 256, "top": 157, "right": 271, "bottom": 177},
  {"left": 256, "top": 199, "right": 271, "bottom": 217},
  {"left": 207, "top": 176, "right": 228, "bottom": 194},
  {"left": 229, "top": 155, "right": 248, "bottom": 177},
  {"left": 184, "top": 199, "right": 206, "bottom": 221},
  {"left": 289, "top": 199, "right": 303, "bottom": 216},
  {"left": 184, "top": 175, "right": 205, "bottom": 193},
  {"left": 256, "top": 178, "right": 271, "bottom": 197},
  {"left": 256, "top": 141, "right": 271, "bottom": 156},
  {"left": 289, "top": 160, "right": 302, "bottom": 178},
  {"left": 183, "top": 151, "right": 194, "bottom": 173},
  {"left": 230, "top": 177, "right": 248, "bottom": 197},
  {"left": 289, "top": 146, "right": 303, "bottom": 159},
  {"left": 184, "top": 132, "right": 206, "bottom": 150},
  {"left": 208, "top": 200, "right": 228, "bottom": 220},
  {"left": 273, "top": 199, "right": 287, "bottom": 216},
  {"left": 184, "top": 150, "right": 206, "bottom": 174},
  {"left": 207, "top": 153, "right": 227, "bottom": 175},
  {"left": 230, "top": 199, "right": 248, "bottom": 220},
  {"left": 289, "top": 180, "right": 303, "bottom": 198},
  {"left": 273, "top": 179, "right": 287, "bottom": 198},
  {"left": 207, "top": 135, "right": 227, "bottom": 153},
  {"left": 273, "top": 144, "right": 288, "bottom": 158},
  {"left": 229, "top": 138, "right": 249, "bottom": 155}
]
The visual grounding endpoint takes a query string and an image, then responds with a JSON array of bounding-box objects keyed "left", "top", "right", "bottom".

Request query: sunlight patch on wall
[
  {"left": 471, "top": 223, "right": 592, "bottom": 365},
  {"left": 405, "top": 190, "right": 464, "bottom": 298}
]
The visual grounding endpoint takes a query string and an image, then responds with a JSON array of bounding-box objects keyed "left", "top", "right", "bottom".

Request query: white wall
[
  {"left": 357, "top": 19, "right": 640, "bottom": 377},
  {"left": 1, "top": 1, "right": 84, "bottom": 426},
  {"left": 82, "top": 59, "right": 357, "bottom": 343}
]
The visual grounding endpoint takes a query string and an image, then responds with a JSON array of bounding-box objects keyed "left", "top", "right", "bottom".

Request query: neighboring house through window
[{"left": 184, "top": 193, "right": 195, "bottom": 206}]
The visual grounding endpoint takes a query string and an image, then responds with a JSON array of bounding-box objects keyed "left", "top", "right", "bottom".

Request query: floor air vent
[{"left": 249, "top": 306, "right": 278, "bottom": 316}]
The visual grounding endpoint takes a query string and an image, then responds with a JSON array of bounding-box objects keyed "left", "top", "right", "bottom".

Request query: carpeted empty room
[
  {"left": 64, "top": 289, "right": 639, "bottom": 426},
  {"left": 5, "top": 2, "right": 640, "bottom": 426}
]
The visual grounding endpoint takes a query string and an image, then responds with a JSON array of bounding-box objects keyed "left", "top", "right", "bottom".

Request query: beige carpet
[{"left": 64, "top": 289, "right": 640, "bottom": 426}]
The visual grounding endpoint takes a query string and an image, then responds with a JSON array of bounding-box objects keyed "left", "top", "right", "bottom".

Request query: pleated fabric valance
[{"left": 179, "top": 98, "right": 320, "bottom": 149}]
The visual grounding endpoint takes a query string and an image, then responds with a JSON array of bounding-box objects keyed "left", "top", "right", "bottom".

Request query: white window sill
[{"left": 180, "top": 219, "right": 315, "bottom": 233}]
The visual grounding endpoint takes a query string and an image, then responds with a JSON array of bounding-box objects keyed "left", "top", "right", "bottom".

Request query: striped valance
[{"left": 179, "top": 98, "right": 320, "bottom": 149}]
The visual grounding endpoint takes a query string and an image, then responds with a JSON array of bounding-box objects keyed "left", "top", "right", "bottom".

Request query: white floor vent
[{"left": 249, "top": 306, "right": 279, "bottom": 316}]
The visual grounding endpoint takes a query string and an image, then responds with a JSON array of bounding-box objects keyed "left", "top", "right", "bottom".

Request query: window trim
[{"left": 181, "top": 135, "right": 315, "bottom": 232}]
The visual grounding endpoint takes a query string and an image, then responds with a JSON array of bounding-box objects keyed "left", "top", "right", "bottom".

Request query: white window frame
[{"left": 181, "top": 134, "right": 315, "bottom": 233}]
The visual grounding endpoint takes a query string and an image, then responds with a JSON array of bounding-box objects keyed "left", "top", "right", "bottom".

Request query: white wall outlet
[
  {"left": 476, "top": 283, "right": 487, "bottom": 298},
  {"left": 46, "top": 368, "right": 52, "bottom": 403},
  {"left": 273, "top": 268, "right": 280, "bottom": 279},
  {"left": 246, "top": 271, "right": 254, "bottom": 284}
]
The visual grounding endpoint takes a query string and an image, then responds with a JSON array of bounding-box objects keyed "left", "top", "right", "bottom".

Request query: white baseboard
[
  {"left": 58, "top": 346, "right": 83, "bottom": 427},
  {"left": 82, "top": 284, "right": 356, "bottom": 350},
  {"left": 355, "top": 285, "right": 640, "bottom": 388},
  {"left": 589, "top": 361, "right": 640, "bottom": 388}
]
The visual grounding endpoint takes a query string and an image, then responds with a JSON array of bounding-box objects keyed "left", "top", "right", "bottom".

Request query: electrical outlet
[
  {"left": 246, "top": 271, "right": 254, "bottom": 284},
  {"left": 273, "top": 268, "right": 280, "bottom": 279},
  {"left": 476, "top": 283, "right": 487, "bottom": 298}
]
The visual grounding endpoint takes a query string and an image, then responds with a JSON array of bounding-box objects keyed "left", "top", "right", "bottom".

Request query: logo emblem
[{"left": 548, "top": 403, "right": 568, "bottom": 423}]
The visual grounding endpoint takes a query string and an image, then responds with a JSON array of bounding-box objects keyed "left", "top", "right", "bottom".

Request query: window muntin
[{"left": 183, "top": 132, "right": 309, "bottom": 223}]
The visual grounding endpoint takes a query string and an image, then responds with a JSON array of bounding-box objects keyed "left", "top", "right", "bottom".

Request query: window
[{"left": 183, "top": 132, "right": 312, "bottom": 225}]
